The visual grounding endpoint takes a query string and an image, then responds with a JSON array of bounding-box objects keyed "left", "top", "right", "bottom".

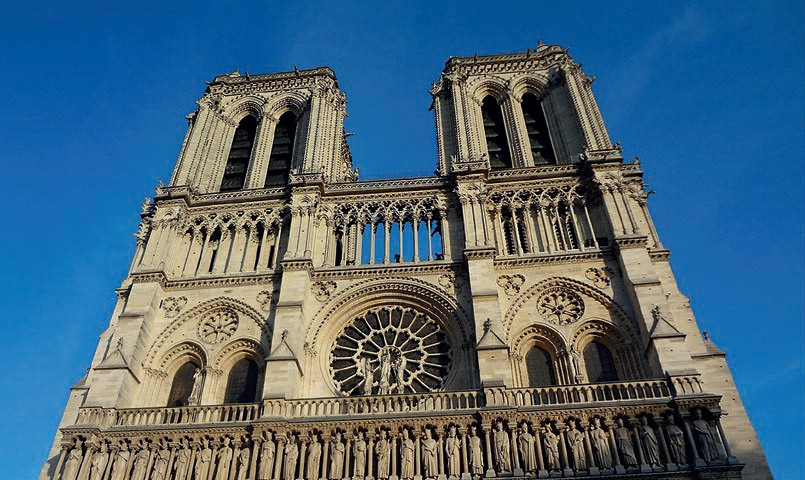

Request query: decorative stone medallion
[
  {"left": 256, "top": 291, "right": 272, "bottom": 311},
  {"left": 585, "top": 267, "right": 614, "bottom": 288},
  {"left": 198, "top": 308, "right": 239, "bottom": 344},
  {"left": 497, "top": 274, "right": 526, "bottom": 295},
  {"left": 312, "top": 281, "right": 337, "bottom": 302},
  {"left": 329, "top": 306, "right": 452, "bottom": 396},
  {"left": 161, "top": 296, "right": 188, "bottom": 318},
  {"left": 537, "top": 288, "right": 584, "bottom": 325}
]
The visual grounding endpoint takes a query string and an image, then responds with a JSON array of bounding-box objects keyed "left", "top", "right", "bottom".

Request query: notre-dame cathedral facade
[{"left": 42, "top": 45, "right": 771, "bottom": 480}]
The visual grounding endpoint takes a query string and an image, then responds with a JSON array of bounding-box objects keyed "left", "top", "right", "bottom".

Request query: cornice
[
  {"left": 129, "top": 271, "right": 279, "bottom": 291},
  {"left": 494, "top": 250, "right": 611, "bottom": 270},
  {"left": 312, "top": 261, "right": 463, "bottom": 281},
  {"left": 649, "top": 249, "right": 671, "bottom": 262},
  {"left": 325, "top": 176, "right": 450, "bottom": 194},
  {"left": 613, "top": 236, "right": 649, "bottom": 251},
  {"left": 156, "top": 185, "right": 288, "bottom": 207},
  {"left": 442, "top": 45, "right": 571, "bottom": 77}
]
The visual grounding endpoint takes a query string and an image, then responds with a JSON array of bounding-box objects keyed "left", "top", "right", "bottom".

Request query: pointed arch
[
  {"left": 481, "top": 95, "right": 512, "bottom": 168},
  {"left": 220, "top": 115, "right": 258, "bottom": 191}
]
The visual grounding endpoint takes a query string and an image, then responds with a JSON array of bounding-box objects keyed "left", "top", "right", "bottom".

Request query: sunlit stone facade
[{"left": 42, "top": 45, "right": 771, "bottom": 480}]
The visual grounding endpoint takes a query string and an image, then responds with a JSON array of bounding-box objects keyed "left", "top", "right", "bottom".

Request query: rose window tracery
[
  {"left": 537, "top": 288, "right": 584, "bottom": 325},
  {"left": 329, "top": 306, "right": 452, "bottom": 396},
  {"left": 197, "top": 308, "right": 239, "bottom": 344}
]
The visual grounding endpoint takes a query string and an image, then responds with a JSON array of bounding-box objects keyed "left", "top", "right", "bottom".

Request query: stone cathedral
[{"left": 42, "top": 45, "right": 772, "bottom": 480}]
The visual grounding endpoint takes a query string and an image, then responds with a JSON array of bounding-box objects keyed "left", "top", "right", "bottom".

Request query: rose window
[
  {"left": 198, "top": 308, "right": 239, "bottom": 344},
  {"left": 329, "top": 306, "right": 452, "bottom": 396},
  {"left": 537, "top": 288, "right": 584, "bottom": 325}
]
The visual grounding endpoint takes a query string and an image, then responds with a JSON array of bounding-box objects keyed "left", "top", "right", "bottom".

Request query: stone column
[
  {"left": 413, "top": 433, "right": 421, "bottom": 480},
  {"left": 582, "top": 426, "right": 598, "bottom": 475},
  {"left": 274, "top": 439, "right": 285, "bottom": 480},
  {"left": 249, "top": 439, "right": 261, "bottom": 480},
  {"left": 368, "top": 437, "right": 375, "bottom": 480},
  {"left": 390, "top": 436, "right": 398, "bottom": 480},
  {"left": 460, "top": 429, "right": 469, "bottom": 480},
  {"left": 632, "top": 424, "right": 650, "bottom": 473},
  {"left": 299, "top": 441, "right": 308, "bottom": 480},
  {"left": 534, "top": 428, "right": 547, "bottom": 478},
  {"left": 483, "top": 428, "right": 495, "bottom": 478},
  {"left": 557, "top": 428, "right": 572, "bottom": 476},
  {"left": 715, "top": 418, "right": 738, "bottom": 464},
  {"left": 607, "top": 426, "right": 625, "bottom": 475},
  {"left": 655, "top": 425, "right": 674, "bottom": 472},
  {"left": 437, "top": 433, "right": 445, "bottom": 480},
  {"left": 682, "top": 419, "right": 705, "bottom": 467},
  {"left": 383, "top": 221, "right": 391, "bottom": 264},
  {"left": 510, "top": 429, "right": 523, "bottom": 476},
  {"left": 343, "top": 437, "right": 352, "bottom": 480}
]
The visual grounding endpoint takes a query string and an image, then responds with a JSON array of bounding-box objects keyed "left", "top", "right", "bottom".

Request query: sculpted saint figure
[
  {"left": 590, "top": 418, "right": 612, "bottom": 468},
  {"left": 376, "top": 430, "right": 391, "bottom": 480},
  {"left": 195, "top": 439, "right": 213, "bottom": 480},
  {"left": 62, "top": 439, "right": 83, "bottom": 480},
  {"left": 395, "top": 357, "right": 406, "bottom": 394},
  {"left": 400, "top": 430, "right": 415, "bottom": 480},
  {"left": 691, "top": 410, "right": 719, "bottom": 463},
  {"left": 110, "top": 443, "right": 130, "bottom": 480},
  {"left": 188, "top": 367, "right": 203, "bottom": 406},
  {"left": 173, "top": 440, "right": 192, "bottom": 480},
  {"left": 379, "top": 351, "right": 393, "bottom": 395},
  {"left": 238, "top": 446, "right": 251, "bottom": 480},
  {"left": 330, "top": 432, "right": 345, "bottom": 480},
  {"left": 131, "top": 447, "right": 150, "bottom": 480},
  {"left": 542, "top": 428, "right": 560, "bottom": 471},
  {"left": 359, "top": 357, "right": 374, "bottom": 395},
  {"left": 638, "top": 417, "right": 661, "bottom": 468},
  {"left": 566, "top": 421, "right": 586, "bottom": 471},
  {"left": 665, "top": 422, "right": 687, "bottom": 465},
  {"left": 284, "top": 435, "right": 299, "bottom": 480},
  {"left": 307, "top": 435, "right": 322, "bottom": 480},
  {"left": 215, "top": 437, "right": 234, "bottom": 480},
  {"left": 152, "top": 443, "right": 171, "bottom": 480},
  {"left": 421, "top": 428, "right": 439, "bottom": 478},
  {"left": 445, "top": 426, "right": 461, "bottom": 477},
  {"left": 353, "top": 431, "right": 367, "bottom": 478},
  {"left": 493, "top": 423, "right": 511, "bottom": 473},
  {"left": 517, "top": 424, "right": 536, "bottom": 473},
  {"left": 259, "top": 432, "right": 277, "bottom": 480},
  {"left": 614, "top": 419, "right": 637, "bottom": 467},
  {"left": 467, "top": 426, "right": 484, "bottom": 475},
  {"left": 89, "top": 443, "right": 108, "bottom": 480}
]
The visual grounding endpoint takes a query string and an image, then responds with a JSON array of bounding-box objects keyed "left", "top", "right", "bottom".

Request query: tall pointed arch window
[
  {"left": 521, "top": 92, "right": 556, "bottom": 165},
  {"left": 481, "top": 96, "right": 512, "bottom": 169},
  {"left": 525, "top": 346, "right": 556, "bottom": 387},
  {"left": 264, "top": 112, "right": 297, "bottom": 187},
  {"left": 166, "top": 361, "right": 199, "bottom": 407},
  {"left": 583, "top": 341, "right": 618, "bottom": 383},
  {"left": 223, "top": 358, "right": 259, "bottom": 403},
  {"left": 220, "top": 115, "right": 258, "bottom": 192}
]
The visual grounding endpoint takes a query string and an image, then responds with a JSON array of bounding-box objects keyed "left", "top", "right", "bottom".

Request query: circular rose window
[
  {"left": 197, "top": 308, "right": 239, "bottom": 344},
  {"left": 329, "top": 306, "right": 452, "bottom": 396}
]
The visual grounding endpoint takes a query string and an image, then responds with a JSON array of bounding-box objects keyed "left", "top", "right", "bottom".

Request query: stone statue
[
  {"left": 188, "top": 368, "right": 203, "bottom": 406},
  {"left": 110, "top": 443, "right": 130, "bottom": 480},
  {"left": 62, "top": 439, "right": 83, "bottom": 480},
  {"left": 151, "top": 443, "right": 170, "bottom": 480},
  {"left": 691, "top": 409, "right": 719, "bottom": 463},
  {"left": 614, "top": 418, "right": 637, "bottom": 467},
  {"left": 307, "top": 435, "right": 322, "bottom": 480},
  {"left": 467, "top": 426, "right": 484, "bottom": 475},
  {"left": 359, "top": 356, "right": 374, "bottom": 395},
  {"left": 394, "top": 357, "right": 406, "bottom": 393},
  {"left": 493, "top": 422, "right": 511, "bottom": 473},
  {"left": 353, "top": 431, "right": 367, "bottom": 477},
  {"left": 566, "top": 421, "right": 587, "bottom": 471},
  {"left": 284, "top": 435, "right": 299, "bottom": 480},
  {"left": 173, "top": 439, "right": 192, "bottom": 480},
  {"left": 421, "top": 428, "right": 438, "bottom": 478},
  {"left": 517, "top": 424, "right": 536, "bottom": 473},
  {"left": 376, "top": 430, "right": 391, "bottom": 480},
  {"left": 238, "top": 446, "right": 251, "bottom": 480},
  {"left": 445, "top": 426, "right": 461, "bottom": 477},
  {"left": 330, "top": 432, "right": 345, "bottom": 479},
  {"left": 665, "top": 421, "right": 687, "bottom": 465},
  {"left": 88, "top": 443, "right": 108, "bottom": 480},
  {"left": 400, "top": 430, "right": 415, "bottom": 480},
  {"left": 542, "top": 427, "right": 560, "bottom": 471},
  {"left": 638, "top": 417, "right": 661, "bottom": 468},
  {"left": 196, "top": 439, "right": 213, "bottom": 480},
  {"left": 130, "top": 447, "right": 150, "bottom": 480},
  {"left": 259, "top": 432, "right": 276, "bottom": 480},
  {"left": 590, "top": 418, "right": 612, "bottom": 468},
  {"left": 215, "top": 437, "right": 234, "bottom": 480},
  {"left": 379, "top": 351, "right": 393, "bottom": 395}
]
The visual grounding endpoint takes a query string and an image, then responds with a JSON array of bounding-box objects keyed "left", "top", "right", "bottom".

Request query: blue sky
[{"left": 0, "top": 1, "right": 802, "bottom": 478}]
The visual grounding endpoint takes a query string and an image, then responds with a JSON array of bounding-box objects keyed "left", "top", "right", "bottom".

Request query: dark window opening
[
  {"left": 166, "top": 361, "right": 199, "bottom": 407},
  {"left": 265, "top": 112, "right": 297, "bottom": 187},
  {"left": 521, "top": 92, "right": 556, "bottom": 165},
  {"left": 224, "top": 358, "right": 259, "bottom": 404},
  {"left": 220, "top": 116, "right": 257, "bottom": 191},
  {"left": 526, "top": 346, "right": 556, "bottom": 387},
  {"left": 583, "top": 341, "right": 618, "bottom": 383},
  {"left": 481, "top": 96, "right": 511, "bottom": 169}
]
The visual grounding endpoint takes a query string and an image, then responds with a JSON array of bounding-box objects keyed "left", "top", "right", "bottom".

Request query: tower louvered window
[
  {"left": 481, "top": 96, "right": 512, "bottom": 169},
  {"left": 220, "top": 115, "right": 258, "bottom": 192},
  {"left": 583, "top": 341, "right": 618, "bottom": 383},
  {"left": 521, "top": 92, "right": 556, "bottom": 165},
  {"left": 224, "top": 358, "right": 259, "bottom": 404},
  {"left": 264, "top": 112, "right": 297, "bottom": 187}
]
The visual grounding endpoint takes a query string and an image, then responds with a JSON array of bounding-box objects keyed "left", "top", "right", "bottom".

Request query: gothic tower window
[
  {"left": 481, "top": 96, "right": 512, "bottom": 169},
  {"left": 583, "top": 341, "right": 618, "bottom": 383},
  {"left": 220, "top": 115, "right": 258, "bottom": 192},
  {"left": 521, "top": 92, "right": 556, "bottom": 165},
  {"left": 166, "top": 361, "right": 199, "bottom": 407},
  {"left": 223, "top": 358, "right": 259, "bottom": 403},
  {"left": 525, "top": 346, "right": 556, "bottom": 387},
  {"left": 265, "top": 112, "right": 297, "bottom": 187}
]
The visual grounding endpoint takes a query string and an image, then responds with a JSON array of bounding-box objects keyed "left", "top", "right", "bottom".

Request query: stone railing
[
  {"left": 485, "top": 378, "right": 684, "bottom": 408},
  {"left": 264, "top": 389, "right": 484, "bottom": 418},
  {"left": 75, "top": 403, "right": 262, "bottom": 428}
]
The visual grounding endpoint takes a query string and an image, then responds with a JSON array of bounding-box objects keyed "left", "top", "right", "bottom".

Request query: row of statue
[{"left": 55, "top": 410, "right": 728, "bottom": 480}]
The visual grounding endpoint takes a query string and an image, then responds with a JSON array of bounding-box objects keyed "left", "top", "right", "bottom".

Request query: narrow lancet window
[
  {"left": 224, "top": 358, "right": 259, "bottom": 403},
  {"left": 583, "top": 341, "right": 618, "bottom": 383},
  {"left": 526, "top": 346, "right": 556, "bottom": 387},
  {"left": 481, "top": 96, "right": 512, "bottom": 168},
  {"left": 220, "top": 115, "right": 258, "bottom": 191},
  {"left": 521, "top": 92, "right": 556, "bottom": 165},
  {"left": 265, "top": 112, "right": 297, "bottom": 187}
]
